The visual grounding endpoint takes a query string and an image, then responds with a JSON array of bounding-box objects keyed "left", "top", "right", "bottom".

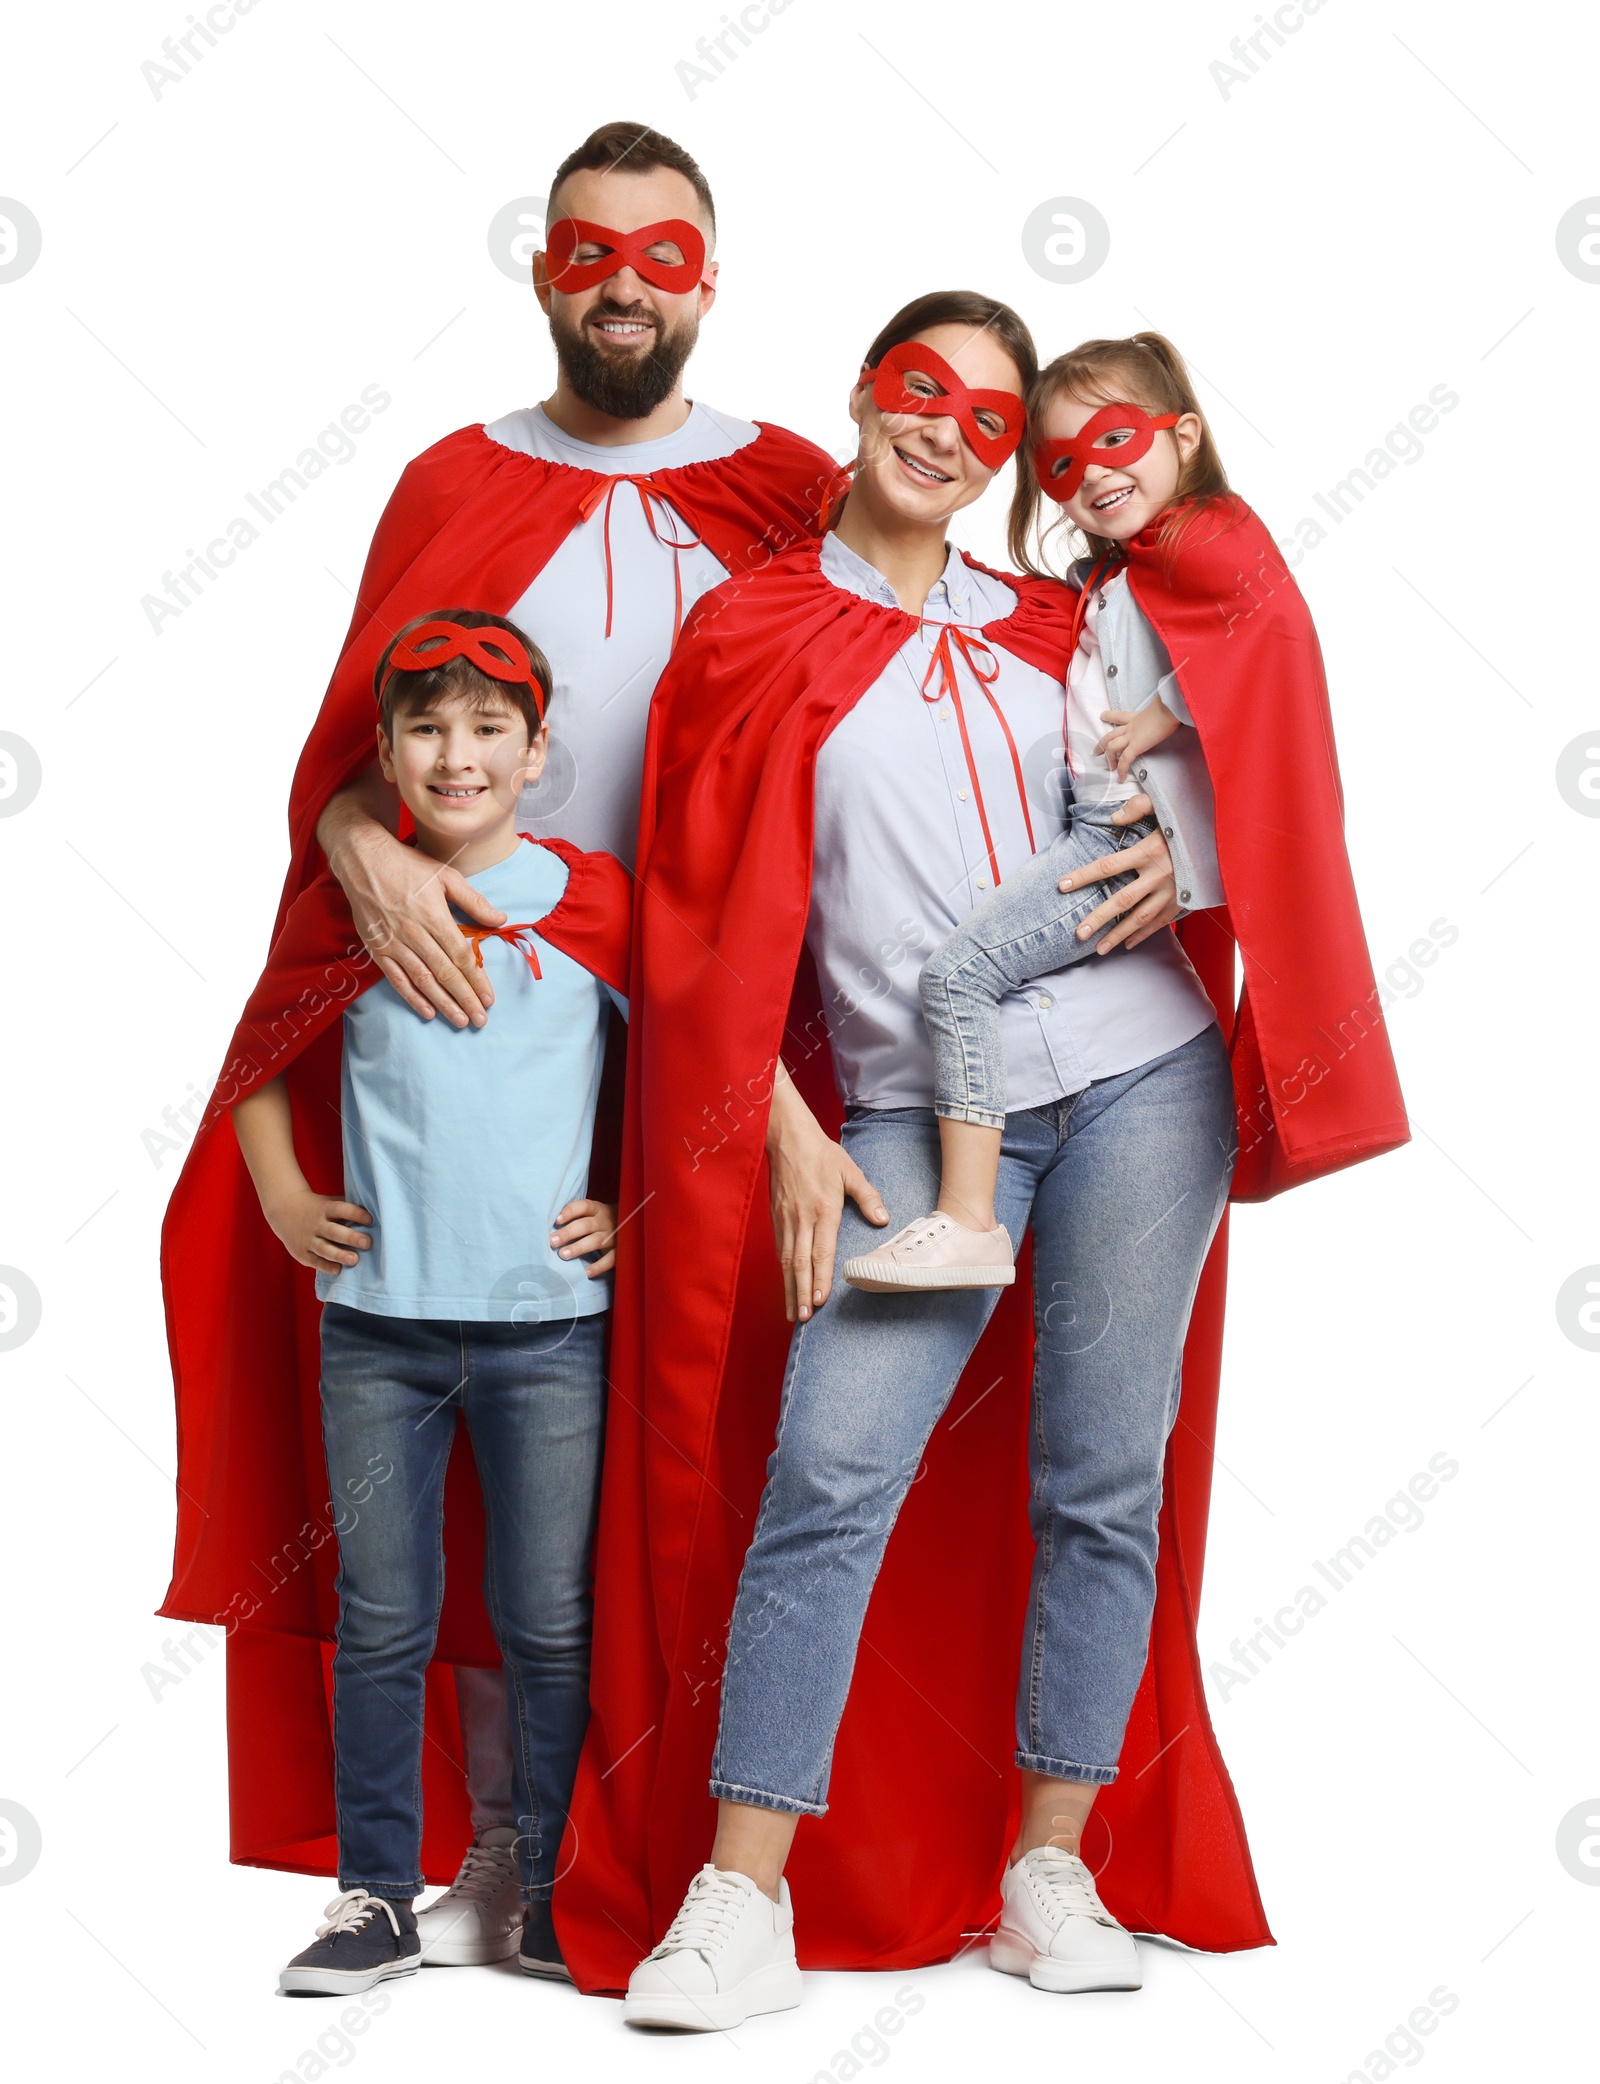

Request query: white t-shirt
[{"left": 481, "top": 401, "right": 760, "bottom": 865}]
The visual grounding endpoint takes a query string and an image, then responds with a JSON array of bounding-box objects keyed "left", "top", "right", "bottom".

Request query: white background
[{"left": 1, "top": 0, "right": 1595, "bottom": 2077}]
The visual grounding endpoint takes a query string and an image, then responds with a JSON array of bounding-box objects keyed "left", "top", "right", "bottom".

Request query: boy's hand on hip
[
  {"left": 1058, "top": 795, "right": 1183, "bottom": 953},
  {"left": 331, "top": 821, "right": 507, "bottom": 1029},
  {"left": 265, "top": 1188, "right": 373, "bottom": 1274},
  {"left": 552, "top": 1199, "right": 619, "bottom": 1277}
]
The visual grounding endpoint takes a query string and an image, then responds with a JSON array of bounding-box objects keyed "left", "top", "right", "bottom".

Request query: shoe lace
[
  {"left": 1025, "top": 1849, "right": 1115, "bottom": 1927},
  {"left": 433, "top": 1839, "right": 517, "bottom": 1906},
  {"left": 647, "top": 1869, "right": 751, "bottom": 1962},
  {"left": 316, "top": 1890, "right": 402, "bottom": 1940}
]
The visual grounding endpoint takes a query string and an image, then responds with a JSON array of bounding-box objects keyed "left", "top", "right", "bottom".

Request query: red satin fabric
[
  {"left": 556, "top": 520, "right": 1405, "bottom": 1988},
  {"left": 158, "top": 418, "right": 840, "bottom": 1883}
]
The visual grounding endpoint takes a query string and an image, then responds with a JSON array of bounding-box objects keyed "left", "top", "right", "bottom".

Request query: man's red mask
[
  {"left": 860, "top": 341, "right": 1025, "bottom": 469},
  {"left": 1034, "top": 403, "right": 1182, "bottom": 504},
  {"left": 543, "top": 217, "right": 707, "bottom": 295}
]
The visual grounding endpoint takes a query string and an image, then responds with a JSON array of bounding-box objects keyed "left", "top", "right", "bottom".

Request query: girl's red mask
[
  {"left": 543, "top": 217, "right": 707, "bottom": 295},
  {"left": 1034, "top": 403, "right": 1182, "bottom": 504},
  {"left": 860, "top": 341, "right": 1025, "bottom": 469}
]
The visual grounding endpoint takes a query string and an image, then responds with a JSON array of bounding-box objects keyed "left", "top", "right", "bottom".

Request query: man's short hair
[
  {"left": 549, "top": 122, "right": 716, "bottom": 235},
  {"left": 374, "top": 609, "right": 551, "bottom": 744}
]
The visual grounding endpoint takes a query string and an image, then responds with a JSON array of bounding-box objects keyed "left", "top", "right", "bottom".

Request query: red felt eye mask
[
  {"left": 379, "top": 619, "right": 546, "bottom": 721},
  {"left": 861, "top": 341, "right": 1026, "bottom": 469},
  {"left": 1034, "top": 402, "right": 1181, "bottom": 504},
  {"left": 543, "top": 217, "right": 707, "bottom": 295}
]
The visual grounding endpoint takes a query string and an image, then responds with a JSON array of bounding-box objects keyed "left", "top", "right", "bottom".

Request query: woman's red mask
[
  {"left": 543, "top": 217, "right": 707, "bottom": 295},
  {"left": 1034, "top": 403, "right": 1182, "bottom": 504},
  {"left": 860, "top": 341, "right": 1025, "bottom": 469}
]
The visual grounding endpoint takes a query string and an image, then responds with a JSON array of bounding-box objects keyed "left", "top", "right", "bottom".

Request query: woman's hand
[
  {"left": 1058, "top": 792, "right": 1184, "bottom": 953},
  {"left": 264, "top": 1187, "right": 374, "bottom": 1274},
  {"left": 552, "top": 1199, "right": 619, "bottom": 1277},
  {"left": 766, "top": 1066, "right": 889, "bottom": 1322},
  {"left": 320, "top": 774, "right": 507, "bottom": 1029}
]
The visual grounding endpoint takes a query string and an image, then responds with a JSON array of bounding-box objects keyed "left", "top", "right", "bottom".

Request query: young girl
[{"left": 844, "top": 332, "right": 1240, "bottom": 1292}]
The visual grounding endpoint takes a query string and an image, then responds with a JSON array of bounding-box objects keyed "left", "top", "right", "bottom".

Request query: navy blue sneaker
[
  {"left": 518, "top": 1896, "right": 572, "bottom": 1982},
  {"left": 279, "top": 1890, "right": 421, "bottom": 1995}
]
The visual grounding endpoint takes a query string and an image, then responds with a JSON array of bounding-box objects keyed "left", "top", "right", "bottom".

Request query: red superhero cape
[
  {"left": 556, "top": 515, "right": 1405, "bottom": 1987},
  {"left": 158, "top": 416, "right": 839, "bottom": 1880},
  {"left": 158, "top": 837, "right": 631, "bottom": 1879}
]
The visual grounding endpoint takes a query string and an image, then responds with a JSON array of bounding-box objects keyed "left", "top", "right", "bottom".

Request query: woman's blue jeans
[
  {"left": 320, "top": 1304, "right": 607, "bottom": 1900},
  {"left": 710, "top": 1026, "right": 1234, "bottom": 1813}
]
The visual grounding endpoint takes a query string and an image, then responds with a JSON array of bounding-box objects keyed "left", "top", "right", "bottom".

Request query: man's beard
[{"left": 549, "top": 297, "right": 698, "bottom": 420}]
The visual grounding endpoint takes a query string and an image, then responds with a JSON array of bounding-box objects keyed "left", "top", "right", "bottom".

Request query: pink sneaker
[{"left": 842, "top": 1212, "right": 1016, "bottom": 1292}]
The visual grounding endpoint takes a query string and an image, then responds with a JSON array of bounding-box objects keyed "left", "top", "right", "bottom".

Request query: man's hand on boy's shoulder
[
  {"left": 264, "top": 1186, "right": 374, "bottom": 1275},
  {"left": 552, "top": 1199, "right": 620, "bottom": 1277}
]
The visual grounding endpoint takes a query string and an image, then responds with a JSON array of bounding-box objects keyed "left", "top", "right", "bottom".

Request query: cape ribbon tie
[
  {"left": 577, "top": 475, "right": 703, "bottom": 642},
  {"left": 459, "top": 923, "right": 543, "bottom": 980},
  {"left": 919, "top": 620, "right": 1036, "bottom": 888}
]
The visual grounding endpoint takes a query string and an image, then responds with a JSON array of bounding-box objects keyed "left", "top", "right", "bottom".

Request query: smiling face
[
  {"left": 848, "top": 323, "right": 1027, "bottom": 527},
  {"left": 1037, "top": 387, "right": 1203, "bottom": 542},
  {"left": 376, "top": 689, "right": 547, "bottom": 860},
  {"left": 536, "top": 164, "right": 717, "bottom": 420}
]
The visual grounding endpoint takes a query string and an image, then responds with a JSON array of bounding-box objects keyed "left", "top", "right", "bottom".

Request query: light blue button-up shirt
[{"left": 805, "top": 533, "right": 1218, "bottom": 1114}]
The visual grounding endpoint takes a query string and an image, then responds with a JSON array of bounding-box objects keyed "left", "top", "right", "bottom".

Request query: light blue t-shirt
[{"left": 315, "top": 838, "right": 625, "bottom": 1324}]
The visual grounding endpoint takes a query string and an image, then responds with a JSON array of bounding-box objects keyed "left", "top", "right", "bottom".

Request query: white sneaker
[
  {"left": 415, "top": 1827, "right": 522, "bottom": 1966},
  {"left": 842, "top": 1211, "right": 1015, "bottom": 1291},
  {"left": 623, "top": 1865, "right": 803, "bottom": 2031},
  {"left": 989, "top": 1847, "right": 1143, "bottom": 1993}
]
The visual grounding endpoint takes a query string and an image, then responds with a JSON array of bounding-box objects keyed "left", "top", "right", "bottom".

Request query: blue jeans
[
  {"left": 710, "top": 1026, "right": 1233, "bottom": 1812},
  {"left": 320, "top": 1304, "right": 607, "bottom": 1900},
  {"left": 919, "top": 803, "right": 1155, "bottom": 1129}
]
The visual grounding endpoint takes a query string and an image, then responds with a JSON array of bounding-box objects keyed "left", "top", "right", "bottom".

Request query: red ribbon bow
[
  {"left": 577, "top": 475, "right": 704, "bottom": 642},
  {"left": 459, "top": 923, "right": 543, "bottom": 980},
  {"left": 543, "top": 217, "right": 707, "bottom": 295},
  {"left": 862, "top": 341, "right": 1026, "bottom": 469},
  {"left": 1034, "top": 402, "right": 1181, "bottom": 505},
  {"left": 919, "top": 620, "right": 1036, "bottom": 886}
]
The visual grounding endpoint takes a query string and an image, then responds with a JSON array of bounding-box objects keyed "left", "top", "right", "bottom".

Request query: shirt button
[
  {"left": 1163, "top": 824, "right": 1174, "bottom": 838},
  {"left": 1037, "top": 994, "right": 1053, "bottom": 1010},
  {"left": 1179, "top": 889, "right": 1191, "bottom": 903},
  {"left": 1136, "top": 765, "right": 1148, "bottom": 781},
  {"left": 1097, "top": 593, "right": 1106, "bottom": 609},
  {"left": 957, "top": 789, "right": 970, "bottom": 802},
  {"left": 940, "top": 707, "right": 952, "bottom": 720},
  {"left": 976, "top": 876, "right": 989, "bottom": 889},
  {"left": 1106, "top": 663, "right": 1118, "bottom": 677}
]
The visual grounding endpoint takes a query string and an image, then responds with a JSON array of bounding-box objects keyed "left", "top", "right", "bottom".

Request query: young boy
[{"left": 232, "top": 610, "right": 628, "bottom": 1995}]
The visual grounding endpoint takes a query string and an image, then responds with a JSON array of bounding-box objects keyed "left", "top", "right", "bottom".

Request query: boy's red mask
[
  {"left": 860, "top": 341, "right": 1025, "bottom": 469},
  {"left": 378, "top": 620, "right": 546, "bottom": 721},
  {"left": 543, "top": 217, "right": 707, "bottom": 295},
  {"left": 1034, "top": 403, "right": 1182, "bottom": 504}
]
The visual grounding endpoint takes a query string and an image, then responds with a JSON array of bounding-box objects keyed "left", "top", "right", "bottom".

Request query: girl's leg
[{"left": 935, "top": 1119, "right": 1003, "bottom": 1233}]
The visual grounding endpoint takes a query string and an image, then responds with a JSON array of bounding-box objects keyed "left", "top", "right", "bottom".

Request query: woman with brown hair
[{"left": 557, "top": 316, "right": 1403, "bottom": 2024}]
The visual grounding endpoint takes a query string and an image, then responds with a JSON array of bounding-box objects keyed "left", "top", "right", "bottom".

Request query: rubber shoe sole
[
  {"left": 989, "top": 1929, "right": 1141, "bottom": 1992},
  {"left": 418, "top": 1926, "right": 520, "bottom": 1966},
  {"left": 622, "top": 1959, "right": 803, "bottom": 2031},
  {"left": 279, "top": 1954, "right": 422, "bottom": 1997},
  {"left": 842, "top": 1258, "right": 1016, "bottom": 1292},
  {"left": 518, "top": 1952, "right": 574, "bottom": 1981}
]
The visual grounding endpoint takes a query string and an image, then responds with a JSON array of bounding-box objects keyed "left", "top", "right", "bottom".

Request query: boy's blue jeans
[
  {"left": 919, "top": 802, "right": 1156, "bottom": 1129},
  {"left": 319, "top": 1303, "right": 606, "bottom": 1902},
  {"left": 710, "top": 1027, "right": 1234, "bottom": 1812}
]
